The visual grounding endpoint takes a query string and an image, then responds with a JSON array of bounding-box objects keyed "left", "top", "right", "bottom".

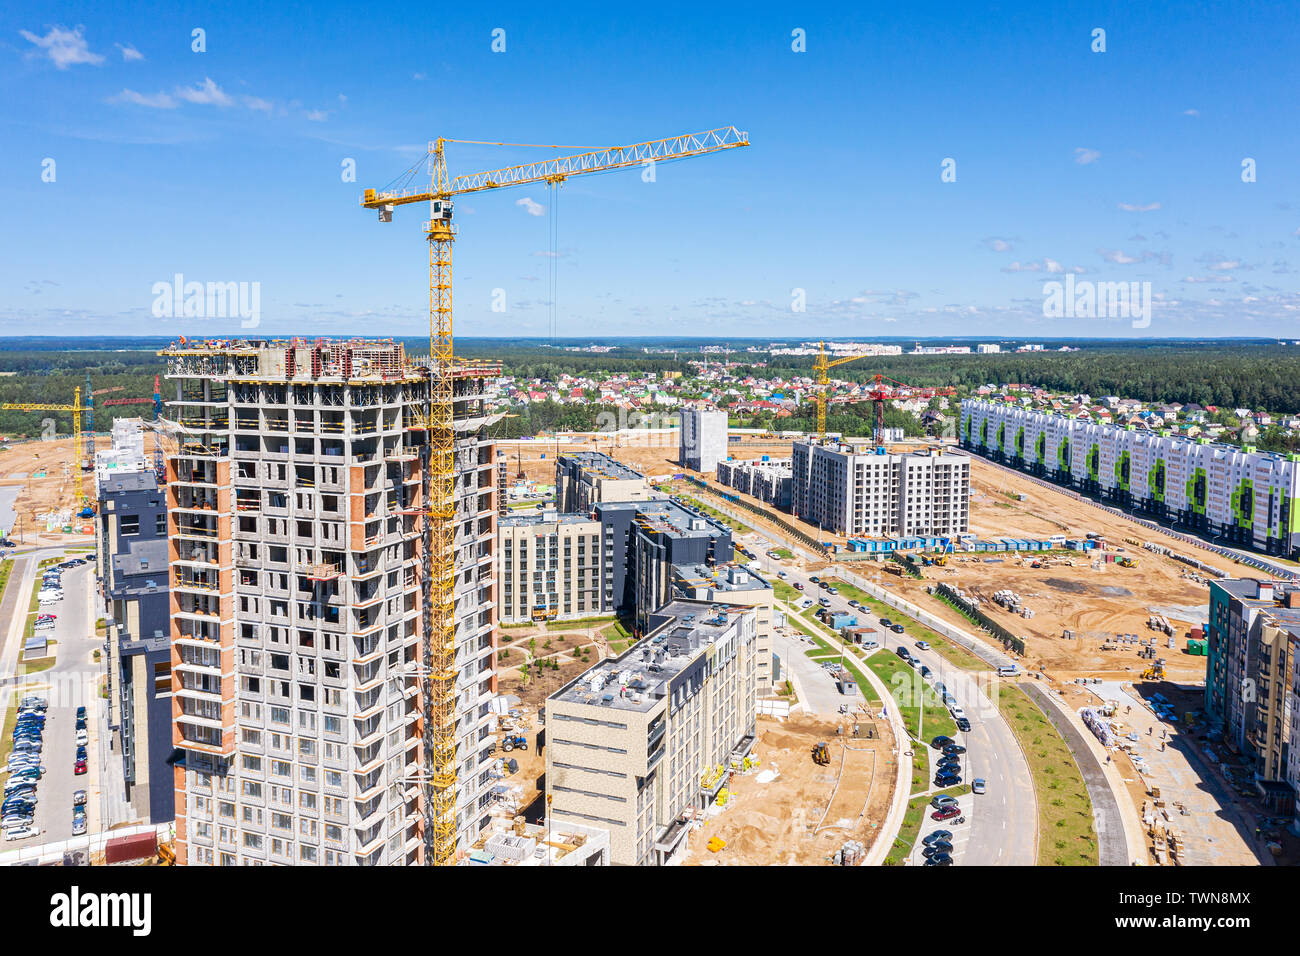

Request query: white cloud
[
  {"left": 20, "top": 24, "right": 104, "bottom": 69},
  {"left": 305, "top": 109, "right": 328, "bottom": 122},
  {"left": 243, "top": 96, "right": 273, "bottom": 112},
  {"left": 983, "top": 237, "right": 1013, "bottom": 252},
  {"left": 1003, "top": 258, "right": 1084, "bottom": 274},
  {"left": 1209, "top": 259, "right": 1239, "bottom": 271},
  {"left": 1183, "top": 275, "right": 1233, "bottom": 283},
  {"left": 109, "top": 88, "right": 177, "bottom": 109},
  {"left": 1098, "top": 248, "right": 1142, "bottom": 265},
  {"left": 1074, "top": 147, "right": 1101, "bottom": 165},
  {"left": 175, "top": 77, "right": 233, "bottom": 107},
  {"left": 116, "top": 42, "right": 144, "bottom": 61},
  {"left": 1118, "top": 202, "right": 1161, "bottom": 212},
  {"left": 516, "top": 197, "right": 545, "bottom": 217},
  {"left": 1183, "top": 108, "right": 1200, "bottom": 117}
]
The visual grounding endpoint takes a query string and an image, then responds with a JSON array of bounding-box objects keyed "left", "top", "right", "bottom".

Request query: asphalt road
[
  {"left": 748, "top": 545, "right": 1037, "bottom": 866},
  {"left": 1, "top": 551, "right": 97, "bottom": 846}
]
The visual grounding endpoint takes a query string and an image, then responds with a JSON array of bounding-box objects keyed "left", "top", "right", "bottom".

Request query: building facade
[
  {"left": 97, "top": 431, "right": 174, "bottom": 825},
  {"left": 962, "top": 398, "right": 1300, "bottom": 557},
  {"left": 716, "top": 457, "right": 793, "bottom": 509},
  {"left": 161, "top": 338, "right": 500, "bottom": 866},
  {"left": 791, "top": 440, "right": 970, "bottom": 537},
  {"left": 1206, "top": 577, "right": 1300, "bottom": 819},
  {"left": 499, "top": 510, "right": 602, "bottom": 623},
  {"left": 554, "top": 451, "right": 651, "bottom": 513},
  {"left": 671, "top": 562, "right": 776, "bottom": 695},
  {"left": 679, "top": 408, "right": 729, "bottom": 474},
  {"left": 544, "top": 599, "right": 758, "bottom": 865}
]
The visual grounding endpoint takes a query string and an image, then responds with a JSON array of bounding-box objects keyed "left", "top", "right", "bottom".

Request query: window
[{"left": 120, "top": 515, "right": 140, "bottom": 535}]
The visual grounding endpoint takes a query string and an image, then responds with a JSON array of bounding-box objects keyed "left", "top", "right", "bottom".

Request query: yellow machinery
[
  {"left": 933, "top": 553, "right": 948, "bottom": 567},
  {"left": 812, "top": 742, "right": 831, "bottom": 765},
  {"left": 361, "top": 127, "right": 748, "bottom": 866},
  {"left": 2, "top": 386, "right": 90, "bottom": 510},
  {"left": 1117, "top": 556, "right": 1138, "bottom": 568},
  {"left": 1142, "top": 658, "right": 1166, "bottom": 680},
  {"left": 812, "top": 341, "right": 870, "bottom": 442}
]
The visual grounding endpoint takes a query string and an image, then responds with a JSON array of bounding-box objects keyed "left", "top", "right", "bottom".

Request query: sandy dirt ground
[{"left": 680, "top": 712, "right": 896, "bottom": 866}]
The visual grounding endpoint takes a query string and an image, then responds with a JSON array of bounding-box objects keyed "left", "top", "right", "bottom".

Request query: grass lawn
[
  {"left": 0, "top": 696, "right": 16, "bottom": 783},
  {"left": 864, "top": 650, "right": 957, "bottom": 743},
  {"left": 997, "top": 684, "right": 1098, "bottom": 866},
  {"left": 828, "top": 579, "right": 985, "bottom": 671},
  {"left": 771, "top": 547, "right": 794, "bottom": 560},
  {"left": 773, "top": 580, "right": 802, "bottom": 603},
  {"left": 21, "top": 656, "right": 55, "bottom": 675},
  {"left": 0, "top": 558, "right": 13, "bottom": 599}
]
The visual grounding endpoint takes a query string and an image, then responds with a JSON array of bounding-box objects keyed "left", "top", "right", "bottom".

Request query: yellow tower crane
[
  {"left": 361, "top": 126, "right": 749, "bottom": 866},
  {"left": 2, "top": 386, "right": 91, "bottom": 511},
  {"left": 812, "top": 341, "right": 870, "bottom": 442}
]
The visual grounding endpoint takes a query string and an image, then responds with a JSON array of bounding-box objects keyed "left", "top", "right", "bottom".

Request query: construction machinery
[
  {"left": 811, "top": 742, "right": 831, "bottom": 765},
  {"left": 500, "top": 735, "right": 529, "bottom": 753},
  {"left": 811, "top": 342, "right": 958, "bottom": 445},
  {"left": 2, "top": 386, "right": 91, "bottom": 512},
  {"left": 361, "top": 126, "right": 748, "bottom": 866},
  {"left": 1141, "top": 658, "right": 1167, "bottom": 681},
  {"left": 1117, "top": 556, "right": 1138, "bottom": 568}
]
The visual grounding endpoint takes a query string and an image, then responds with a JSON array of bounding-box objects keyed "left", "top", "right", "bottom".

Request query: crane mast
[{"left": 362, "top": 126, "right": 748, "bottom": 866}]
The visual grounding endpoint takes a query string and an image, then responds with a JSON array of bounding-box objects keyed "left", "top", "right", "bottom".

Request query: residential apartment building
[
  {"left": 96, "top": 422, "right": 174, "bottom": 824},
  {"left": 791, "top": 439, "right": 970, "bottom": 537},
  {"left": 544, "top": 598, "right": 758, "bottom": 865},
  {"left": 629, "top": 499, "right": 734, "bottom": 635},
  {"left": 963, "top": 398, "right": 1300, "bottom": 557},
  {"left": 161, "top": 337, "right": 500, "bottom": 866},
  {"left": 554, "top": 451, "right": 651, "bottom": 513},
  {"left": 499, "top": 510, "right": 602, "bottom": 623},
  {"left": 716, "top": 457, "right": 793, "bottom": 509},
  {"left": 671, "top": 562, "right": 776, "bottom": 695},
  {"left": 1206, "top": 577, "right": 1300, "bottom": 817},
  {"left": 679, "top": 407, "right": 729, "bottom": 474}
]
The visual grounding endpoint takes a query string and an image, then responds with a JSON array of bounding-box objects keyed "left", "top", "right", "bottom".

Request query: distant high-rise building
[{"left": 679, "top": 408, "right": 728, "bottom": 474}]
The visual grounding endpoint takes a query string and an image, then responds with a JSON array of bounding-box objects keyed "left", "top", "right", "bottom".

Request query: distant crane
[
  {"left": 811, "top": 343, "right": 956, "bottom": 446},
  {"left": 2, "top": 386, "right": 92, "bottom": 512},
  {"left": 362, "top": 126, "right": 748, "bottom": 866}
]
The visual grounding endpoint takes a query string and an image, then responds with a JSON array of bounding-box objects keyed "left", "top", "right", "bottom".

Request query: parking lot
[{"left": 2, "top": 554, "right": 98, "bottom": 847}]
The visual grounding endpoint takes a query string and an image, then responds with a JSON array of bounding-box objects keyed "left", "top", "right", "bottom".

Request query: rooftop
[
  {"left": 560, "top": 451, "right": 645, "bottom": 482},
  {"left": 500, "top": 510, "right": 599, "bottom": 529},
  {"left": 635, "top": 498, "right": 730, "bottom": 540},
  {"left": 673, "top": 561, "right": 771, "bottom": 593},
  {"left": 550, "top": 599, "right": 747, "bottom": 713},
  {"left": 99, "top": 471, "right": 159, "bottom": 496}
]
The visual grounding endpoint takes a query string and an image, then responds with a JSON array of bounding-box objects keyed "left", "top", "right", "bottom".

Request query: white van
[
  {"left": 996, "top": 664, "right": 1019, "bottom": 677},
  {"left": 4, "top": 824, "right": 40, "bottom": 841}
]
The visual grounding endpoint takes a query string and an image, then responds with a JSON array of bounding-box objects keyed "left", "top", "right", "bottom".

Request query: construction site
[{"left": 681, "top": 713, "right": 896, "bottom": 866}]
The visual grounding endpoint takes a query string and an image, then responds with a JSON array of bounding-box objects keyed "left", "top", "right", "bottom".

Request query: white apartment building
[{"left": 679, "top": 408, "right": 729, "bottom": 474}]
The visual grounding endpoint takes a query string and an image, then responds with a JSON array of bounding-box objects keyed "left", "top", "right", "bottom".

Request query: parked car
[
  {"left": 943, "top": 744, "right": 966, "bottom": 756},
  {"left": 924, "top": 851, "right": 953, "bottom": 866},
  {"left": 922, "top": 841, "right": 953, "bottom": 858},
  {"left": 74, "top": 759, "right": 87, "bottom": 775},
  {"left": 809, "top": 576, "right": 820, "bottom": 584},
  {"left": 923, "top": 829, "right": 953, "bottom": 845},
  {"left": 920, "top": 665, "right": 932, "bottom": 680},
  {"left": 930, "top": 736, "right": 955, "bottom": 750},
  {"left": 972, "top": 778, "right": 987, "bottom": 795},
  {"left": 880, "top": 618, "right": 893, "bottom": 628},
  {"left": 75, "top": 746, "right": 88, "bottom": 762},
  {"left": 827, "top": 587, "right": 838, "bottom": 595},
  {"left": 915, "top": 640, "right": 931, "bottom": 651},
  {"left": 33, "top": 619, "right": 55, "bottom": 631},
  {"left": 930, "top": 806, "right": 963, "bottom": 822},
  {"left": 847, "top": 599, "right": 860, "bottom": 608},
  {"left": 934, "top": 772, "right": 962, "bottom": 787},
  {"left": 75, "top": 729, "right": 88, "bottom": 746},
  {"left": 4, "top": 824, "right": 42, "bottom": 841},
  {"left": 71, "top": 816, "right": 87, "bottom": 836},
  {"left": 955, "top": 717, "right": 972, "bottom": 733},
  {"left": 72, "top": 790, "right": 87, "bottom": 807},
  {"left": 75, "top": 706, "right": 86, "bottom": 720},
  {"left": 891, "top": 624, "right": 906, "bottom": 634},
  {"left": 930, "top": 793, "right": 959, "bottom": 810},
  {"left": 792, "top": 581, "right": 803, "bottom": 590}
]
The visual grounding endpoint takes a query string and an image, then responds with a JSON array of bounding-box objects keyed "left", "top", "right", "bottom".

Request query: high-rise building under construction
[{"left": 161, "top": 338, "right": 500, "bottom": 865}]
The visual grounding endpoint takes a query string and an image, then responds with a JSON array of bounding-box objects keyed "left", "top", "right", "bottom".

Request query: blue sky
[{"left": 2, "top": 0, "right": 1299, "bottom": 339}]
